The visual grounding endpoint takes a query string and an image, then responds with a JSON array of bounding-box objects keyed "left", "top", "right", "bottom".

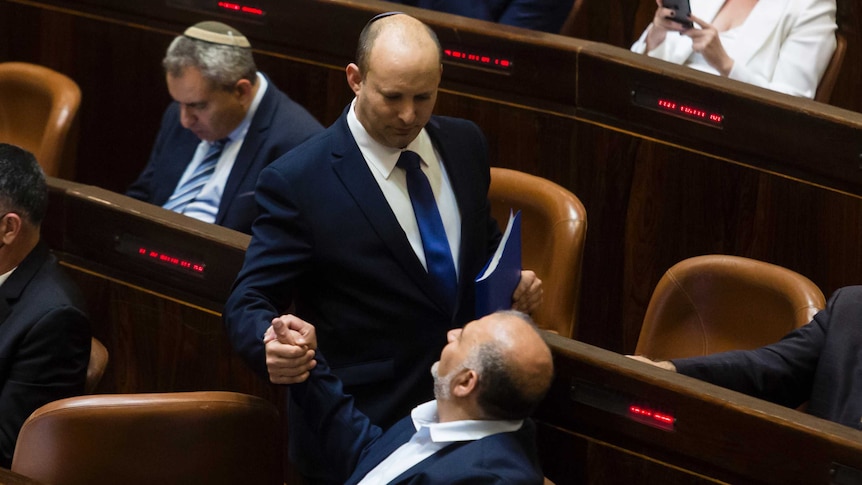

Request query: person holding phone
[{"left": 631, "top": 0, "right": 837, "bottom": 99}]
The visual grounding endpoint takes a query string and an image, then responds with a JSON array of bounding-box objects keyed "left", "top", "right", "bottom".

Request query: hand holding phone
[{"left": 660, "top": 0, "right": 693, "bottom": 29}]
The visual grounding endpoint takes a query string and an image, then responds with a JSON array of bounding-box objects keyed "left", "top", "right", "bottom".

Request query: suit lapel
[
  {"left": 386, "top": 441, "right": 470, "bottom": 484},
  {"left": 425, "top": 119, "right": 476, "bottom": 313},
  {"left": 699, "top": 0, "right": 727, "bottom": 22},
  {"left": 0, "top": 243, "right": 48, "bottom": 326},
  {"left": 157, "top": 128, "right": 199, "bottom": 205},
  {"left": 217, "top": 79, "right": 276, "bottom": 224},
  {"left": 726, "top": 0, "right": 788, "bottom": 68},
  {"left": 329, "top": 114, "right": 451, "bottom": 314}
]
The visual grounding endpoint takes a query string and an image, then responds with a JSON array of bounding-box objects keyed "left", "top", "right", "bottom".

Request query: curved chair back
[
  {"left": 488, "top": 167, "right": 587, "bottom": 338},
  {"left": 635, "top": 255, "right": 825, "bottom": 360},
  {"left": 11, "top": 391, "right": 282, "bottom": 485},
  {"left": 85, "top": 337, "right": 108, "bottom": 394},
  {"left": 0, "top": 62, "right": 81, "bottom": 178},
  {"left": 814, "top": 32, "right": 846, "bottom": 103}
]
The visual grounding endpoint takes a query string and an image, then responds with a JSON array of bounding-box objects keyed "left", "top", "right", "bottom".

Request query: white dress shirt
[
  {"left": 357, "top": 400, "right": 523, "bottom": 484},
  {"left": 169, "top": 72, "right": 269, "bottom": 222},
  {"left": 0, "top": 267, "right": 14, "bottom": 287},
  {"left": 346, "top": 99, "right": 462, "bottom": 276}
]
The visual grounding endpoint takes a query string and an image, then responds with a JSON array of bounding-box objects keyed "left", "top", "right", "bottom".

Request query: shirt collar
[
  {"left": 410, "top": 400, "right": 524, "bottom": 443},
  {"left": 225, "top": 71, "right": 268, "bottom": 143},
  {"left": 0, "top": 266, "right": 14, "bottom": 288},
  {"left": 346, "top": 98, "right": 437, "bottom": 179}
]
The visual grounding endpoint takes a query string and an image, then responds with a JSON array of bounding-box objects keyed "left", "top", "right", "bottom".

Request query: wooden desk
[
  {"left": 538, "top": 332, "right": 862, "bottom": 485},
  {"left": 0, "top": 468, "right": 43, "bottom": 485},
  {"left": 9, "top": 0, "right": 862, "bottom": 356},
  {"left": 40, "top": 178, "right": 862, "bottom": 485}
]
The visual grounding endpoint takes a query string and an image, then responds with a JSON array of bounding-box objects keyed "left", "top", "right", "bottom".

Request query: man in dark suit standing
[
  {"left": 0, "top": 144, "right": 91, "bottom": 468},
  {"left": 265, "top": 310, "right": 553, "bottom": 484},
  {"left": 127, "top": 21, "right": 323, "bottom": 234},
  {"left": 224, "top": 12, "right": 542, "bottom": 482}
]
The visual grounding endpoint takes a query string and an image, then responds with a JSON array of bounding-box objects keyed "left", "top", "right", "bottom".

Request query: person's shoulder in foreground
[{"left": 0, "top": 143, "right": 91, "bottom": 468}]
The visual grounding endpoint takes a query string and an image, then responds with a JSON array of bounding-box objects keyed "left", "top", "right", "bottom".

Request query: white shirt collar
[
  {"left": 410, "top": 400, "right": 524, "bottom": 443},
  {"left": 346, "top": 98, "right": 437, "bottom": 179},
  {"left": 226, "top": 71, "right": 268, "bottom": 143},
  {"left": 0, "top": 266, "right": 14, "bottom": 287}
]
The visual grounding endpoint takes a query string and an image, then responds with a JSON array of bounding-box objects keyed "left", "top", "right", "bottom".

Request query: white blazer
[{"left": 631, "top": 0, "right": 837, "bottom": 98}]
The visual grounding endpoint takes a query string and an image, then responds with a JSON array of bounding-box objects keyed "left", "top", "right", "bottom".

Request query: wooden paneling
[
  {"left": 40, "top": 178, "right": 862, "bottom": 485},
  {"left": 536, "top": 332, "right": 862, "bottom": 485},
  {"left": 6, "top": 0, "right": 862, "bottom": 357}
]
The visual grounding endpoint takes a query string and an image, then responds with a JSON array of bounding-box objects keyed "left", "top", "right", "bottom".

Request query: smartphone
[{"left": 661, "top": 0, "right": 693, "bottom": 29}]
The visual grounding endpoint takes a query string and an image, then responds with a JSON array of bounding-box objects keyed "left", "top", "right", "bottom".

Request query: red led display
[
  {"left": 217, "top": 1, "right": 265, "bottom": 16},
  {"left": 443, "top": 49, "right": 513, "bottom": 71},
  {"left": 656, "top": 97, "right": 723, "bottom": 126},
  {"left": 628, "top": 404, "right": 676, "bottom": 431},
  {"left": 136, "top": 246, "right": 205, "bottom": 274}
]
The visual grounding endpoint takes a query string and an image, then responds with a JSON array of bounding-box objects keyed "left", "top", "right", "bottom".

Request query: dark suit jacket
[
  {"left": 126, "top": 75, "right": 323, "bottom": 234},
  {"left": 290, "top": 352, "right": 544, "bottom": 485},
  {"left": 674, "top": 286, "right": 862, "bottom": 429},
  {"left": 0, "top": 243, "right": 90, "bottom": 467},
  {"left": 394, "top": 0, "right": 574, "bottom": 33},
  {"left": 224, "top": 107, "right": 501, "bottom": 479}
]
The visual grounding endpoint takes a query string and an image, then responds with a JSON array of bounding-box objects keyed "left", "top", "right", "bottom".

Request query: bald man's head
[
  {"left": 346, "top": 13, "right": 444, "bottom": 148},
  {"left": 434, "top": 311, "right": 554, "bottom": 420},
  {"left": 355, "top": 13, "right": 442, "bottom": 76}
]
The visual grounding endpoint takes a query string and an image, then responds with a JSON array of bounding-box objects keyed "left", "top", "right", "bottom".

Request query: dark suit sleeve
[
  {"left": 673, "top": 293, "right": 833, "bottom": 408},
  {"left": 224, "top": 165, "right": 310, "bottom": 379},
  {"left": 0, "top": 306, "right": 90, "bottom": 467},
  {"left": 289, "top": 351, "right": 383, "bottom": 483}
]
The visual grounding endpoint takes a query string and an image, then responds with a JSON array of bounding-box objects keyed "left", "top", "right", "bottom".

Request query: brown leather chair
[
  {"left": 488, "top": 167, "right": 587, "bottom": 338},
  {"left": 11, "top": 391, "right": 282, "bottom": 485},
  {"left": 85, "top": 337, "right": 108, "bottom": 394},
  {"left": 635, "top": 255, "right": 825, "bottom": 361},
  {"left": 0, "top": 62, "right": 81, "bottom": 178},
  {"left": 814, "top": 32, "right": 846, "bottom": 103},
  {"left": 558, "top": 0, "right": 585, "bottom": 36}
]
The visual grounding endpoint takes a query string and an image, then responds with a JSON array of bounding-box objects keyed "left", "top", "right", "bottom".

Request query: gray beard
[{"left": 431, "top": 361, "right": 451, "bottom": 401}]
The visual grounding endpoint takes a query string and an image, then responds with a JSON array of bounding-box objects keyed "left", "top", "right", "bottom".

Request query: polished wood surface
[
  {"left": 39, "top": 178, "right": 862, "bottom": 484},
  {"left": 5, "top": 0, "right": 862, "bottom": 357},
  {"left": 0, "top": 468, "right": 42, "bottom": 485},
  {"left": 44, "top": 179, "right": 270, "bottom": 398},
  {"left": 537, "top": 332, "right": 862, "bottom": 485}
]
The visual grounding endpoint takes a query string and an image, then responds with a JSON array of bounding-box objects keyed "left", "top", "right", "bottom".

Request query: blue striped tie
[
  {"left": 397, "top": 150, "right": 457, "bottom": 307},
  {"left": 163, "top": 138, "right": 228, "bottom": 215}
]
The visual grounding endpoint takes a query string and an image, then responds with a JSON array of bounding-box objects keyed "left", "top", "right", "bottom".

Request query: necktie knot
[
  {"left": 212, "top": 137, "right": 229, "bottom": 151},
  {"left": 397, "top": 150, "right": 422, "bottom": 172}
]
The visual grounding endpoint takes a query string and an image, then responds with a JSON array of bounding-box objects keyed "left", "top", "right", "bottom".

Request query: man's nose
[
  {"left": 179, "top": 106, "right": 195, "bottom": 128},
  {"left": 398, "top": 102, "right": 416, "bottom": 125}
]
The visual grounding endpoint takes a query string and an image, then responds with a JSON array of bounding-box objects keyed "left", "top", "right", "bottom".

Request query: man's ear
[
  {"left": 0, "top": 212, "right": 23, "bottom": 245},
  {"left": 234, "top": 78, "right": 254, "bottom": 104},
  {"left": 451, "top": 369, "right": 479, "bottom": 398},
  {"left": 346, "top": 63, "right": 363, "bottom": 95}
]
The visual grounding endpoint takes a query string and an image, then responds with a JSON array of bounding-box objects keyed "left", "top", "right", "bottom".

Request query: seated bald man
[{"left": 265, "top": 310, "right": 554, "bottom": 484}]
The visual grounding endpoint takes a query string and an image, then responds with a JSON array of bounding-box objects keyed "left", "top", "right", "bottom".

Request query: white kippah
[{"left": 183, "top": 21, "right": 251, "bottom": 48}]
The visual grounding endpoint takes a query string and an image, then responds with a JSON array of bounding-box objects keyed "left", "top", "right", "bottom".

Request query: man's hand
[
  {"left": 264, "top": 314, "right": 318, "bottom": 385},
  {"left": 512, "top": 270, "right": 543, "bottom": 314},
  {"left": 626, "top": 354, "right": 677, "bottom": 372}
]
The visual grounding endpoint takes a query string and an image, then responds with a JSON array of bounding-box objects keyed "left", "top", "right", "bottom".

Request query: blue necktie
[
  {"left": 397, "top": 150, "right": 457, "bottom": 307},
  {"left": 163, "top": 138, "right": 228, "bottom": 216}
]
